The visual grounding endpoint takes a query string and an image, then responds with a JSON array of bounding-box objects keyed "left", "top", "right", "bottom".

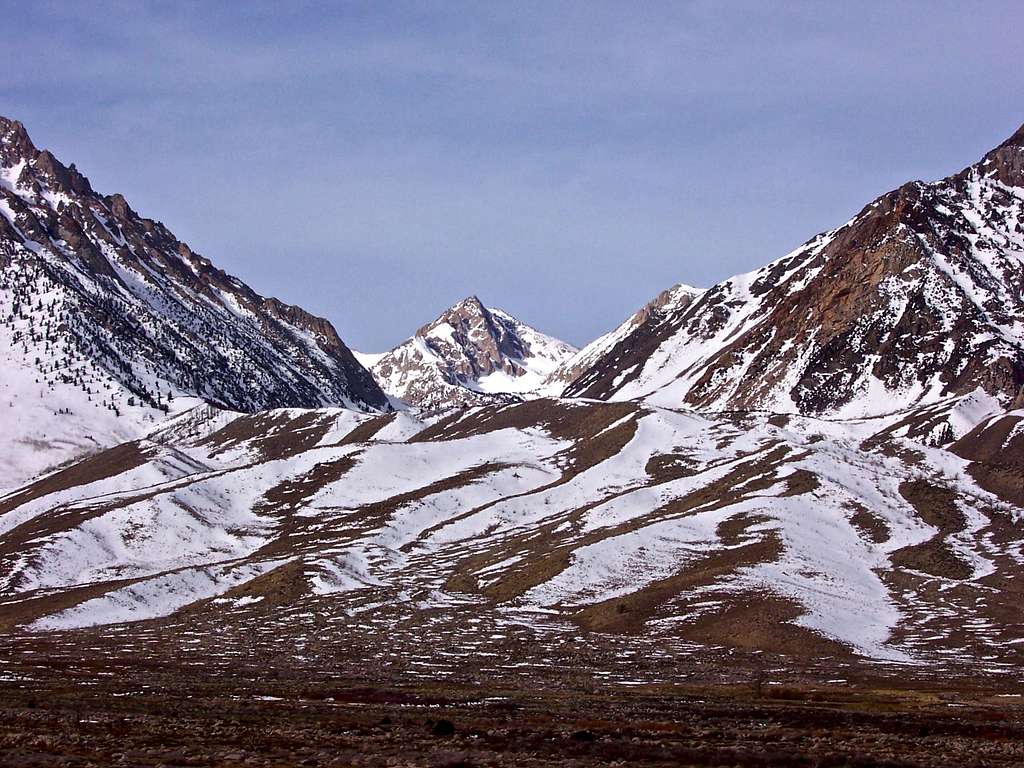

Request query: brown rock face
[
  {"left": 0, "top": 117, "right": 36, "bottom": 165},
  {"left": 0, "top": 115, "right": 389, "bottom": 412},
  {"left": 566, "top": 122, "right": 1024, "bottom": 418},
  {"left": 984, "top": 122, "right": 1024, "bottom": 186}
]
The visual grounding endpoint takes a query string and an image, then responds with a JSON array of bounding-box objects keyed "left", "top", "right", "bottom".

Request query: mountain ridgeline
[
  {"left": 2, "top": 116, "right": 1024, "bottom": 680},
  {"left": 0, "top": 116, "right": 388, "bottom": 415}
]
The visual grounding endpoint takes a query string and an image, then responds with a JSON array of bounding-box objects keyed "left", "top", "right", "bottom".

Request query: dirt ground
[{"left": 1, "top": 642, "right": 1022, "bottom": 768}]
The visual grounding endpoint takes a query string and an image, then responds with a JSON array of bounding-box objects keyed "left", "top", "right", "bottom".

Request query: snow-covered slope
[
  {"left": 0, "top": 116, "right": 388, "bottom": 486},
  {"left": 565, "top": 124, "right": 1024, "bottom": 423},
  {"left": 540, "top": 283, "right": 702, "bottom": 395},
  {"left": 367, "top": 296, "right": 577, "bottom": 411},
  {"left": 2, "top": 399, "right": 1021, "bottom": 675},
  {"left": 352, "top": 350, "right": 386, "bottom": 370}
]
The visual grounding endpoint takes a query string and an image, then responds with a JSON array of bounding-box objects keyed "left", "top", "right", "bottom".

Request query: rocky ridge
[{"left": 543, "top": 283, "right": 702, "bottom": 393}]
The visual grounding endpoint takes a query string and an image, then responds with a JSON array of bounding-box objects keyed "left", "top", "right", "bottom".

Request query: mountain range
[{"left": 1, "top": 115, "right": 1023, "bottom": 679}]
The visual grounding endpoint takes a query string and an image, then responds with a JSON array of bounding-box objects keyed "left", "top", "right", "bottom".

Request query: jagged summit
[
  {"left": 437, "top": 293, "right": 485, "bottom": 315},
  {"left": 368, "top": 296, "right": 577, "bottom": 411},
  {"left": 0, "top": 117, "right": 94, "bottom": 197},
  {"left": 0, "top": 116, "right": 388, "bottom": 485},
  {"left": 0, "top": 117, "right": 35, "bottom": 160}
]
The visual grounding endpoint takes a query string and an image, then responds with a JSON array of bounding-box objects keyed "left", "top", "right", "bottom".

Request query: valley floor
[
  {"left": 2, "top": 625, "right": 1024, "bottom": 767},
  {"left": 1, "top": 637, "right": 1023, "bottom": 768}
]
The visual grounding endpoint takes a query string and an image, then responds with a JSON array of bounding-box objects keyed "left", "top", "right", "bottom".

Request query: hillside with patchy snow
[
  {"left": 2, "top": 114, "right": 1023, "bottom": 687},
  {"left": 1, "top": 398, "right": 1021, "bottom": 677}
]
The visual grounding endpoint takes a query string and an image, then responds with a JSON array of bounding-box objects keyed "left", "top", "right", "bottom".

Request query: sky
[{"left": 2, "top": 1, "right": 1023, "bottom": 351}]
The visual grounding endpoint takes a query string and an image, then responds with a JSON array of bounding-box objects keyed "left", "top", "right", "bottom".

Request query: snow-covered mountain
[
  {"left": 564, "top": 123, "right": 1024, "bottom": 430},
  {"left": 366, "top": 296, "right": 577, "bottom": 411},
  {"left": 0, "top": 116, "right": 388, "bottom": 487},
  {"left": 2, "top": 114, "right": 1024, "bottom": 685}
]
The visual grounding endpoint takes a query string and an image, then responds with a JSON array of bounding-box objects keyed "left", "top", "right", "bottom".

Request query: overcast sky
[{"left": 3, "top": 1, "right": 1023, "bottom": 350}]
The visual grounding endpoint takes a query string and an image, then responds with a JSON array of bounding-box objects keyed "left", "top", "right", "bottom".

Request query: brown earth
[{"left": 0, "top": 653, "right": 1022, "bottom": 767}]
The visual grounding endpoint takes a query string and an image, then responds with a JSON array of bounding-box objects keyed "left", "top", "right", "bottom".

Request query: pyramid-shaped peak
[{"left": 417, "top": 295, "right": 491, "bottom": 338}]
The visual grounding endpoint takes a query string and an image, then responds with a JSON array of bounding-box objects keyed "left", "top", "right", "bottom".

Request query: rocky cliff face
[
  {"left": 368, "top": 296, "right": 576, "bottom": 411},
  {"left": 564, "top": 124, "right": 1024, "bottom": 425},
  {"left": 0, "top": 116, "right": 388, "bottom": 485}
]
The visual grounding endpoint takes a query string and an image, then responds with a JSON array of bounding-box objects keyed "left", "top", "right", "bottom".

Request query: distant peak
[{"left": 416, "top": 295, "right": 491, "bottom": 339}]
